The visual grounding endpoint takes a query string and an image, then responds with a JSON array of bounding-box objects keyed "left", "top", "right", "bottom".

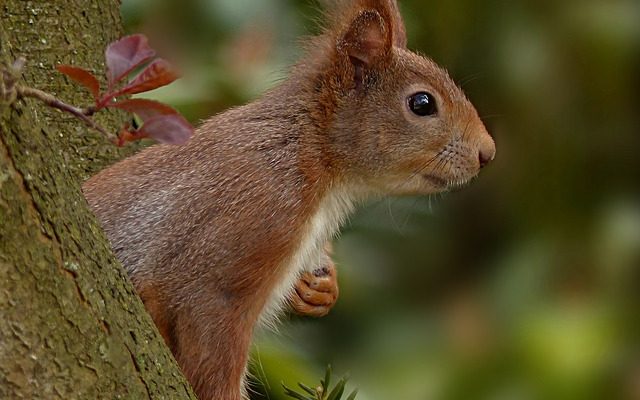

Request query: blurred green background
[{"left": 121, "top": 1, "right": 640, "bottom": 399}]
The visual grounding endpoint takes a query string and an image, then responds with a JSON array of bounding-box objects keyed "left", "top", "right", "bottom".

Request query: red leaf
[
  {"left": 106, "top": 34, "right": 156, "bottom": 87},
  {"left": 138, "top": 114, "right": 193, "bottom": 145},
  {"left": 117, "top": 59, "right": 179, "bottom": 96},
  {"left": 108, "top": 98, "right": 178, "bottom": 121},
  {"left": 56, "top": 65, "right": 100, "bottom": 102},
  {"left": 117, "top": 129, "right": 137, "bottom": 147},
  {"left": 116, "top": 123, "right": 149, "bottom": 147}
]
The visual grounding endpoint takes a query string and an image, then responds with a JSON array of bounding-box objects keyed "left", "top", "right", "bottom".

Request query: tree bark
[{"left": 0, "top": 2, "right": 196, "bottom": 399}]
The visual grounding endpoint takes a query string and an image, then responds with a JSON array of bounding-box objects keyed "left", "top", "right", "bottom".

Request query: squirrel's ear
[
  {"left": 337, "top": 0, "right": 407, "bottom": 67},
  {"left": 339, "top": 9, "right": 390, "bottom": 67},
  {"left": 388, "top": 0, "right": 407, "bottom": 48}
]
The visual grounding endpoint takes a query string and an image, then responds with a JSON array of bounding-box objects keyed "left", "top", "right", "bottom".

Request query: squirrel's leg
[
  {"left": 289, "top": 242, "right": 339, "bottom": 317},
  {"left": 136, "top": 280, "right": 249, "bottom": 400},
  {"left": 172, "top": 302, "right": 251, "bottom": 400},
  {"left": 136, "top": 282, "right": 176, "bottom": 348}
]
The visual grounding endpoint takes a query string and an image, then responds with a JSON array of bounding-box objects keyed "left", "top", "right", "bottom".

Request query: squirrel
[{"left": 82, "top": 0, "right": 495, "bottom": 399}]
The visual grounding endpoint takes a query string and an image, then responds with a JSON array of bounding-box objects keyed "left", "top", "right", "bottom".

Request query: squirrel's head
[{"left": 309, "top": 0, "right": 495, "bottom": 195}]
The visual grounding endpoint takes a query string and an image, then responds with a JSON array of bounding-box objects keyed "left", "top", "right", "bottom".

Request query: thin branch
[
  {"left": 1, "top": 57, "right": 26, "bottom": 105},
  {"left": 15, "top": 85, "right": 117, "bottom": 143}
]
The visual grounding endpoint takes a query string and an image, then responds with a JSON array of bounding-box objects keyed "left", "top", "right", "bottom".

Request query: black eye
[{"left": 408, "top": 92, "right": 437, "bottom": 116}]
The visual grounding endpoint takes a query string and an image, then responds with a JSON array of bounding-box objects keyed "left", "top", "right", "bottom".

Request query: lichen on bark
[{"left": 0, "top": 2, "right": 196, "bottom": 399}]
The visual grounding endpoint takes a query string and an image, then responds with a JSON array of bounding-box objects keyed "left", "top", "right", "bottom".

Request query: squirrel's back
[{"left": 84, "top": 83, "right": 331, "bottom": 303}]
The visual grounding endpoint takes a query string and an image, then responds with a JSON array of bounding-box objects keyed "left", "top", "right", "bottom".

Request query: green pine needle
[
  {"left": 283, "top": 366, "right": 357, "bottom": 400},
  {"left": 298, "top": 383, "right": 318, "bottom": 396},
  {"left": 346, "top": 389, "right": 359, "bottom": 400}
]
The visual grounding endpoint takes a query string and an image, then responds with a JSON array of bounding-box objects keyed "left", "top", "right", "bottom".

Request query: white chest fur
[{"left": 258, "top": 186, "right": 357, "bottom": 328}]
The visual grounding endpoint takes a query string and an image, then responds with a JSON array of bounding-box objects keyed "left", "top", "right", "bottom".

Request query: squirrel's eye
[{"left": 408, "top": 92, "right": 437, "bottom": 117}]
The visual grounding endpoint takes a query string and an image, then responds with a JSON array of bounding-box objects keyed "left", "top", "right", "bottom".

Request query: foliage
[
  {"left": 283, "top": 366, "right": 358, "bottom": 400},
  {"left": 57, "top": 34, "right": 192, "bottom": 146}
]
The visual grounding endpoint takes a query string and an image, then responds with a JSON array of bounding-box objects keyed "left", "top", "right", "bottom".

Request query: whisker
[
  {"left": 397, "top": 150, "right": 443, "bottom": 190},
  {"left": 401, "top": 196, "right": 422, "bottom": 230},
  {"left": 479, "top": 113, "right": 504, "bottom": 121},
  {"left": 458, "top": 72, "right": 486, "bottom": 88},
  {"left": 387, "top": 197, "right": 404, "bottom": 234},
  {"left": 367, "top": 149, "right": 444, "bottom": 217},
  {"left": 432, "top": 154, "right": 448, "bottom": 176}
]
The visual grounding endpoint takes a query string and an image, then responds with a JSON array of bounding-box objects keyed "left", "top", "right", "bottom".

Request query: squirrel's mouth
[
  {"left": 422, "top": 174, "right": 448, "bottom": 188},
  {"left": 422, "top": 173, "right": 473, "bottom": 191}
]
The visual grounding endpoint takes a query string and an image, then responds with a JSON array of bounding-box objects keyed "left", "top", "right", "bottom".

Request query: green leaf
[
  {"left": 282, "top": 366, "right": 357, "bottom": 400},
  {"left": 283, "top": 383, "right": 315, "bottom": 400},
  {"left": 322, "top": 365, "right": 332, "bottom": 393},
  {"left": 298, "top": 383, "right": 318, "bottom": 396},
  {"left": 326, "top": 378, "right": 346, "bottom": 400},
  {"left": 346, "top": 389, "right": 359, "bottom": 400}
]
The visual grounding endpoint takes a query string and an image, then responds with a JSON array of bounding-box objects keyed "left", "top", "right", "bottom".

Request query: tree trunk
[{"left": 0, "top": 2, "right": 196, "bottom": 399}]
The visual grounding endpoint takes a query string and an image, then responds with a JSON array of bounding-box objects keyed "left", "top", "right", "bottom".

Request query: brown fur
[{"left": 83, "top": 1, "right": 495, "bottom": 399}]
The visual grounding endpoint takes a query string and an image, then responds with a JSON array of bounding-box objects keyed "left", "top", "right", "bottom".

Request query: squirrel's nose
[{"left": 478, "top": 136, "right": 496, "bottom": 169}]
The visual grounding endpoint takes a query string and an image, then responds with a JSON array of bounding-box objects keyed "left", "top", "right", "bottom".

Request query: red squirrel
[{"left": 83, "top": 0, "right": 495, "bottom": 399}]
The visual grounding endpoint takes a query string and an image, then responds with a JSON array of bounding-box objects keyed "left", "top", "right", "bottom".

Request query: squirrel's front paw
[{"left": 290, "top": 261, "right": 339, "bottom": 318}]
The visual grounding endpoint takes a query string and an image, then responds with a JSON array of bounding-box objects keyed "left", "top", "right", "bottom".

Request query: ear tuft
[{"left": 339, "top": 9, "right": 389, "bottom": 67}]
